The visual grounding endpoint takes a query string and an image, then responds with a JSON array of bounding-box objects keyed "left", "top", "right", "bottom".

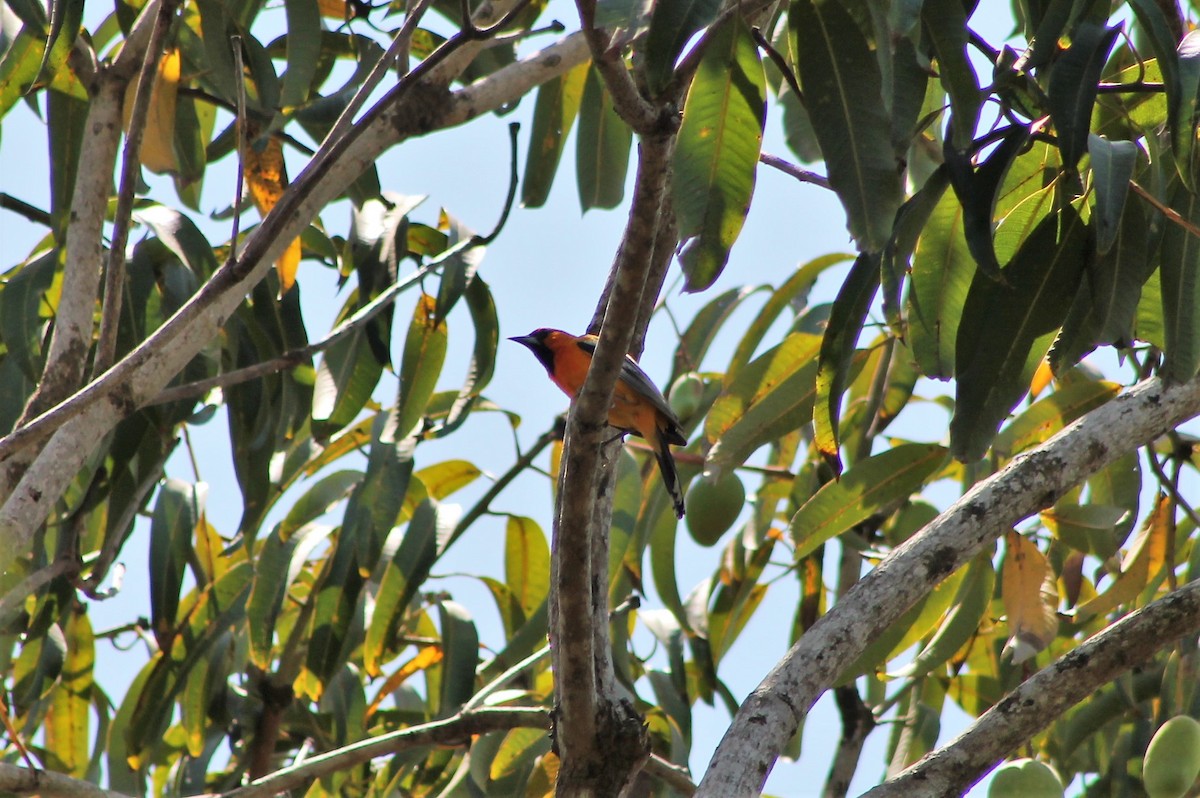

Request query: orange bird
[{"left": 510, "top": 328, "right": 687, "bottom": 518}]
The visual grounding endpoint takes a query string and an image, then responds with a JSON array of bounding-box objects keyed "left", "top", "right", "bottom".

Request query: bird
[{"left": 510, "top": 328, "right": 687, "bottom": 518}]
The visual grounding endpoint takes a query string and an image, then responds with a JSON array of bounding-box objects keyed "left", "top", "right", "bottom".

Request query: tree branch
[
  {"left": 864, "top": 578, "right": 1200, "bottom": 797},
  {"left": 0, "top": 10, "right": 592, "bottom": 570},
  {"left": 551, "top": 132, "right": 675, "bottom": 793},
  {"left": 92, "top": 0, "right": 179, "bottom": 379},
  {"left": 0, "top": 764, "right": 134, "bottom": 798},
  {"left": 696, "top": 373, "right": 1200, "bottom": 796}
]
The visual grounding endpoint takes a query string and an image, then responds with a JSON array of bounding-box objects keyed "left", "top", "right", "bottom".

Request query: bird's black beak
[{"left": 508, "top": 334, "right": 537, "bottom": 349}]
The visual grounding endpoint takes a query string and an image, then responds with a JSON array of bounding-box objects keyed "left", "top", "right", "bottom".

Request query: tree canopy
[{"left": 6, "top": 0, "right": 1200, "bottom": 796}]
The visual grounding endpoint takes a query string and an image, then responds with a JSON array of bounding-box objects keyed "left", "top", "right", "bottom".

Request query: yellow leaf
[
  {"left": 1075, "top": 493, "right": 1171, "bottom": 621},
  {"left": 1029, "top": 357, "right": 1053, "bottom": 398},
  {"left": 1001, "top": 531, "right": 1057, "bottom": 663},
  {"left": 123, "top": 49, "right": 181, "bottom": 173},
  {"left": 243, "top": 132, "right": 302, "bottom": 294},
  {"left": 276, "top": 236, "right": 301, "bottom": 295},
  {"left": 366, "top": 646, "right": 443, "bottom": 716}
]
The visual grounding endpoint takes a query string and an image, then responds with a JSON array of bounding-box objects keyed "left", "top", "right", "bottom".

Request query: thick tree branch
[
  {"left": 5, "top": 0, "right": 168, "bottom": 446},
  {"left": 573, "top": 0, "right": 663, "bottom": 133},
  {"left": 2, "top": 81, "right": 123, "bottom": 499},
  {"left": 696, "top": 374, "right": 1200, "bottom": 796},
  {"left": 864, "top": 578, "right": 1200, "bottom": 797},
  {"left": 0, "top": 764, "right": 133, "bottom": 798},
  {"left": 551, "top": 132, "right": 675, "bottom": 793},
  {"left": 0, "top": 18, "right": 592, "bottom": 570}
]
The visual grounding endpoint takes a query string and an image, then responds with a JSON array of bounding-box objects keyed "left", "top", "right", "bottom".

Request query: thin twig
[
  {"left": 1131, "top": 180, "right": 1200, "bottom": 239},
  {"left": 213, "top": 707, "right": 548, "bottom": 798},
  {"left": 444, "top": 426, "right": 558, "bottom": 550},
  {"left": 759, "top": 152, "right": 831, "bottom": 190},
  {"left": 91, "top": 0, "right": 178, "bottom": 379},
  {"left": 0, "top": 193, "right": 52, "bottom": 228},
  {"left": 753, "top": 27, "right": 802, "bottom": 104},
  {"left": 229, "top": 36, "right": 248, "bottom": 262},
  {"left": 644, "top": 755, "right": 697, "bottom": 795},
  {"left": 463, "top": 645, "right": 551, "bottom": 710}
]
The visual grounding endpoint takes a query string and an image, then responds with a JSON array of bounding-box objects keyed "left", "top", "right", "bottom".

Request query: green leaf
[
  {"left": 993, "top": 378, "right": 1121, "bottom": 458},
  {"left": 435, "top": 276, "right": 498, "bottom": 437},
  {"left": 149, "top": 479, "right": 201, "bottom": 649},
  {"left": 835, "top": 563, "right": 966, "bottom": 685},
  {"left": 891, "top": 556, "right": 994, "bottom": 681},
  {"left": 247, "top": 522, "right": 331, "bottom": 668},
  {"left": 433, "top": 212, "right": 484, "bottom": 322},
  {"left": 908, "top": 184, "right": 973, "bottom": 378},
  {"left": 1160, "top": 183, "right": 1200, "bottom": 381},
  {"left": 278, "top": 470, "right": 362, "bottom": 538},
  {"left": 1088, "top": 135, "right": 1138, "bottom": 255},
  {"left": 791, "top": 443, "right": 947, "bottom": 560},
  {"left": 396, "top": 293, "right": 449, "bottom": 439},
  {"left": 921, "top": 0, "right": 981, "bottom": 150},
  {"left": 791, "top": 0, "right": 902, "bottom": 252},
  {"left": 943, "top": 124, "right": 1030, "bottom": 280},
  {"left": 1174, "top": 31, "right": 1200, "bottom": 187},
  {"left": 883, "top": 167, "right": 949, "bottom": 331},
  {"left": 279, "top": 0, "right": 321, "bottom": 109},
  {"left": 951, "top": 207, "right": 1090, "bottom": 460},
  {"left": 1051, "top": 201, "right": 1151, "bottom": 371},
  {"left": 133, "top": 205, "right": 220, "bottom": 278},
  {"left": 362, "top": 498, "right": 450, "bottom": 675},
  {"left": 195, "top": 0, "right": 240, "bottom": 103},
  {"left": 705, "top": 332, "right": 823, "bottom": 474},
  {"left": 1042, "top": 502, "right": 1130, "bottom": 557},
  {"left": 671, "top": 285, "right": 764, "bottom": 385},
  {"left": 47, "top": 89, "right": 87, "bottom": 221},
  {"left": 577, "top": 65, "right": 632, "bottom": 211},
  {"left": 1127, "top": 0, "right": 1185, "bottom": 185},
  {"left": 1135, "top": 267, "right": 1165, "bottom": 349},
  {"left": 436, "top": 600, "right": 478, "bottom": 715},
  {"left": 642, "top": 0, "right": 720, "bottom": 96},
  {"left": 0, "top": 26, "right": 45, "bottom": 118},
  {"left": 128, "top": 564, "right": 252, "bottom": 762},
  {"left": 673, "top": 13, "right": 765, "bottom": 291},
  {"left": 648, "top": 491, "right": 689, "bottom": 630},
  {"left": 505, "top": 516, "right": 550, "bottom": 619},
  {"left": 349, "top": 413, "right": 416, "bottom": 574},
  {"left": 490, "top": 727, "right": 550, "bottom": 781},
  {"left": 0, "top": 250, "right": 56, "bottom": 379},
  {"left": 1047, "top": 23, "right": 1120, "bottom": 169},
  {"left": 521, "top": 62, "right": 588, "bottom": 208},
  {"left": 726, "top": 254, "right": 849, "bottom": 382},
  {"left": 813, "top": 253, "right": 879, "bottom": 472},
  {"left": 45, "top": 610, "right": 92, "bottom": 778},
  {"left": 312, "top": 294, "right": 385, "bottom": 440}
]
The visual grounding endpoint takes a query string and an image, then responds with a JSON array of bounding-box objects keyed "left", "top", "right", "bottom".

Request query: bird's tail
[{"left": 652, "top": 431, "right": 685, "bottom": 519}]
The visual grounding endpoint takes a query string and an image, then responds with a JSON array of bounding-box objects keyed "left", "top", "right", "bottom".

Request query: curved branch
[
  {"left": 696, "top": 374, "right": 1200, "bottom": 796},
  {"left": 864, "top": 578, "right": 1200, "bottom": 797}
]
